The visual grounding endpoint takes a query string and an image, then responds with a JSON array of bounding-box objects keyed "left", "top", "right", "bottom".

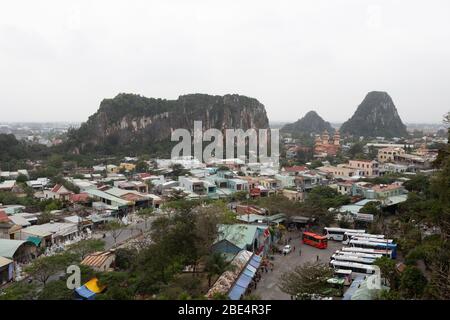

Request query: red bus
[{"left": 302, "top": 232, "right": 328, "bottom": 249}]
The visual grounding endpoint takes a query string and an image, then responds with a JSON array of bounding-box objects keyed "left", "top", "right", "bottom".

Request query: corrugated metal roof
[
  {"left": 0, "top": 256, "right": 13, "bottom": 268},
  {"left": 0, "top": 239, "right": 34, "bottom": 258},
  {"left": 81, "top": 251, "right": 114, "bottom": 268}
]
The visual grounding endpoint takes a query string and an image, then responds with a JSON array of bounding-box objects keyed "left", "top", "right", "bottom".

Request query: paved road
[{"left": 253, "top": 233, "right": 342, "bottom": 300}]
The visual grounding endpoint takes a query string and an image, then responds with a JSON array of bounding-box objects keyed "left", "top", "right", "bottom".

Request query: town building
[{"left": 314, "top": 131, "right": 340, "bottom": 158}]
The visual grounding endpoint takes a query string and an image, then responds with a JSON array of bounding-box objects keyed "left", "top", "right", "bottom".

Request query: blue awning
[
  {"left": 75, "top": 285, "right": 96, "bottom": 300},
  {"left": 228, "top": 284, "right": 247, "bottom": 300},
  {"left": 237, "top": 273, "right": 252, "bottom": 288},
  {"left": 243, "top": 268, "right": 254, "bottom": 278},
  {"left": 228, "top": 254, "right": 263, "bottom": 300}
]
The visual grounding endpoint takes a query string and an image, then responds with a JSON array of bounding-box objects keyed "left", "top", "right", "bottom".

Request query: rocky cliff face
[
  {"left": 340, "top": 91, "right": 408, "bottom": 138},
  {"left": 65, "top": 93, "right": 269, "bottom": 155},
  {"left": 281, "top": 110, "right": 334, "bottom": 136}
]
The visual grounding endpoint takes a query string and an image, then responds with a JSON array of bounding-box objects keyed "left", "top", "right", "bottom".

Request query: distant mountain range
[
  {"left": 281, "top": 91, "right": 409, "bottom": 138},
  {"left": 280, "top": 111, "right": 334, "bottom": 136}
]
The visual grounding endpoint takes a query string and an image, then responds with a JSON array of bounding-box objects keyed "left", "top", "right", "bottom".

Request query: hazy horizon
[{"left": 1, "top": 0, "right": 449, "bottom": 123}]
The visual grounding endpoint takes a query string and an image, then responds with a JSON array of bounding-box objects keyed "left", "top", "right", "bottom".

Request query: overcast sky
[{"left": 1, "top": 0, "right": 449, "bottom": 124}]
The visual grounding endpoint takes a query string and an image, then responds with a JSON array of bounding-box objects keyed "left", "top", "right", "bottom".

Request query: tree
[
  {"left": 25, "top": 253, "right": 75, "bottom": 286},
  {"left": 115, "top": 248, "right": 139, "bottom": 271},
  {"left": 400, "top": 266, "right": 427, "bottom": 299},
  {"left": 403, "top": 175, "right": 430, "bottom": 194},
  {"left": 204, "top": 253, "right": 232, "bottom": 287},
  {"left": 135, "top": 160, "right": 149, "bottom": 173},
  {"left": 169, "top": 163, "right": 189, "bottom": 179},
  {"left": 167, "top": 188, "right": 188, "bottom": 201},
  {"left": 16, "top": 174, "right": 28, "bottom": 183},
  {"left": 37, "top": 212, "right": 57, "bottom": 224},
  {"left": 37, "top": 279, "right": 74, "bottom": 300},
  {"left": 279, "top": 262, "right": 334, "bottom": 299},
  {"left": 310, "top": 160, "right": 323, "bottom": 169},
  {"left": 137, "top": 207, "right": 154, "bottom": 229},
  {"left": 67, "top": 239, "right": 105, "bottom": 261},
  {"left": 0, "top": 282, "right": 38, "bottom": 300},
  {"left": 374, "top": 257, "right": 399, "bottom": 290},
  {"left": 105, "top": 220, "right": 125, "bottom": 246},
  {"left": 348, "top": 142, "right": 365, "bottom": 159},
  {"left": 96, "top": 271, "right": 136, "bottom": 300},
  {"left": 359, "top": 201, "right": 382, "bottom": 216}
]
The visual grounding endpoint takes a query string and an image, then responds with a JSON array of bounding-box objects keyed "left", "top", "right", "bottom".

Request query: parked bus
[
  {"left": 351, "top": 236, "right": 394, "bottom": 244},
  {"left": 324, "top": 228, "right": 365, "bottom": 241},
  {"left": 349, "top": 239, "right": 397, "bottom": 258},
  {"left": 329, "top": 260, "right": 376, "bottom": 275},
  {"left": 331, "top": 254, "right": 376, "bottom": 265},
  {"left": 341, "top": 247, "right": 393, "bottom": 259},
  {"left": 334, "top": 269, "right": 353, "bottom": 286},
  {"left": 302, "top": 232, "right": 328, "bottom": 249},
  {"left": 342, "top": 232, "right": 385, "bottom": 244},
  {"left": 334, "top": 250, "right": 383, "bottom": 260}
]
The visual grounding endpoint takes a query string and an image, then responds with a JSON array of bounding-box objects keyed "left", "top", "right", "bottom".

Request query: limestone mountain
[
  {"left": 340, "top": 91, "right": 408, "bottom": 138},
  {"left": 281, "top": 110, "right": 334, "bottom": 136},
  {"left": 63, "top": 93, "right": 270, "bottom": 155}
]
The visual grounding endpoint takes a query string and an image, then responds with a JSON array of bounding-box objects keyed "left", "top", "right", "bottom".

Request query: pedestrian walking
[
  {"left": 316, "top": 255, "right": 319, "bottom": 262},
  {"left": 293, "top": 246, "right": 296, "bottom": 252},
  {"left": 299, "top": 249, "right": 302, "bottom": 256}
]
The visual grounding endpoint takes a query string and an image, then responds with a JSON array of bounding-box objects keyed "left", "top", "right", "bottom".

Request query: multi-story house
[
  {"left": 348, "top": 160, "right": 379, "bottom": 177},
  {"left": 378, "top": 147, "right": 405, "bottom": 163}
]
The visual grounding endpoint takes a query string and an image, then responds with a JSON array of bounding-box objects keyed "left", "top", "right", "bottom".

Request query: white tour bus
[
  {"left": 342, "top": 232, "right": 385, "bottom": 244},
  {"left": 341, "top": 247, "right": 393, "bottom": 258},
  {"left": 351, "top": 236, "right": 394, "bottom": 244},
  {"left": 334, "top": 250, "right": 383, "bottom": 260},
  {"left": 329, "top": 260, "right": 376, "bottom": 275},
  {"left": 334, "top": 269, "right": 353, "bottom": 285},
  {"left": 331, "top": 254, "right": 376, "bottom": 265},
  {"left": 324, "top": 228, "right": 366, "bottom": 241}
]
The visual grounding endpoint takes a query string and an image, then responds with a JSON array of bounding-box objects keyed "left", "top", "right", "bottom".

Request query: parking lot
[{"left": 254, "top": 233, "right": 342, "bottom": 300}]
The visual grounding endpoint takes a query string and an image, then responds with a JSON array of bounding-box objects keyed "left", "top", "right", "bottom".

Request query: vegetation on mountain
[
  {"left": 340, "top": 92, "right": 408, "bottom": 138},
  {"left": 281, "top": 110, "right": 334, "bottom": 137}
]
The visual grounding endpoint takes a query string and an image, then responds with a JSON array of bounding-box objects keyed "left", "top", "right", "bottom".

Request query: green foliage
[
  {"left": 97, "top": 271, "right": 136, "bottom": 300},
  {"left": 403, "top": 175, "right": 430, "bottom": 194},
  {"left": 37, "top": 280, "right": 74, "bottom": 300},
  {"left": 135, "top": 160, "right": 149, "bottom": 173},
  {"left": 25, "top": 253, "right": 76, "bottom": 286},
  {"left": 279, "top": 262, "right": 334, "bottom": 298},
  {"left": 0, "top": 282, "right": 39, "bottom": 300},
  {"left": 67, "top": 239, "right": 105, "bottom": 261},
  {"left": 359, "top": 201, "right": 382, "bottom": 215},
  {"left": 16, "top": 174, "right": 28, "bottom": 183},
  {"left": 115, "top": 248, "right": 139, "bottom": 271},
  {"left": 400, "top": 266, "right": 428, "bottom": 299},
  {"left": 374, "top": 257, "right": 399, "bottom": 290},
  {"left": 305, "top": 186, "right": 350, "bottom": 209},
  {"left": 309, "top": 160, "right": 323, "bottom": 169},
  {"left": 37, "top": 212, "right": 57, "bottom": 224},
  {"left": 0, "top": 191, "right": 37, "bottom": 207},
  {"left": 204, "top": 253, "right": 233, "bottom": 287}
]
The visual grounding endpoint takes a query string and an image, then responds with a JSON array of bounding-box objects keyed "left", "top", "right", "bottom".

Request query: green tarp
[{"left": 27, "top": 236, "right": 42, "bottom": 246}]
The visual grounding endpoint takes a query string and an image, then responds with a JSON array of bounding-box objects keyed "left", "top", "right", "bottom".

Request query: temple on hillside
[{"left": 314, "top": 130, "right": 340, "bottom": 158}]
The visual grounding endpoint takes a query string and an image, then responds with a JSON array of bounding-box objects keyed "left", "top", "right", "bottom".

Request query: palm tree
[{"left": 204, "top": 253, "right": 234, "bottom": 288}]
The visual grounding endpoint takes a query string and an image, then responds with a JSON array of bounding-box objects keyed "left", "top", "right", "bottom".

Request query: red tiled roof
[
  {"left": 51, "top": 184, "right": 63, "bottom": 193},
  {"left": 70, "top": 193, "right": 91, "bottom": 203}
]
